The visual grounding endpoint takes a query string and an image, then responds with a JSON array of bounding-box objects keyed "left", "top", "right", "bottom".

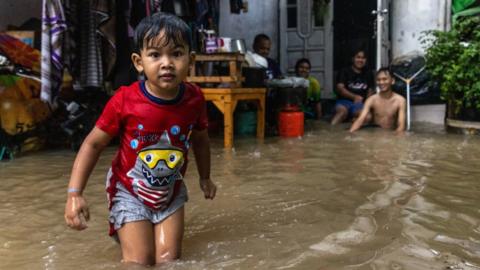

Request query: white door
[{"left": 279, "top": 0, "right": 334, "bottom": 98}]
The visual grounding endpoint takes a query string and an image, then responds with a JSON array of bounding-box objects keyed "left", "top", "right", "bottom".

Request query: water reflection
[{"left": 1, "top": 122, "right": 480, "bottom": 269}]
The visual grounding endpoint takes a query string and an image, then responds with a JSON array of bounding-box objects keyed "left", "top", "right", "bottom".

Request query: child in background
[
  {"left": 295, "top": 58, "right": 322, "bottom": 119},
  {"left": 331, "top": 49, "right": 374, "bottom": 125},
  {"left": 252, "top": 33, "right": 283, "bottom": 79},
  {"left": 64, "top": 13, "right": 217, "bottom": 266}
]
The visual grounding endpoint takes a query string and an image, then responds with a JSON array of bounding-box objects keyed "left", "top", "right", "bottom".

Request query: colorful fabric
[
  {"left": 307, "top": 76, "right": 321, "bottom": 102},
  {"left": 96, "top": 81, "right": 207, "bottom": 220},
  {"left": 40, "top": 0, "right": 66, "bottom": 104},
  {"left": 302, "top": 76, "right": 322, "bottom": 118},
  {"left": 0, "top": 34, "right": 41, "bottom": 72}
]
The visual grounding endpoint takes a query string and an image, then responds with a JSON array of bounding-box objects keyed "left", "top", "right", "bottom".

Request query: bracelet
[{"left": 67, "top": 187, "right": 81, "bottom": 193}]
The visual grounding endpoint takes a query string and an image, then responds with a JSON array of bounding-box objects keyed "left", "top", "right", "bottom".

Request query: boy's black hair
[
  {"left": 133, "top": 12, "right": 192, "bottom": 53},
  {"left": 253, "top": 33, "right": 271, "bottom": 51},
  {"left": 351, "top": 48, "right": 367, "bottom": 59},
  {"left": 295, "top": 58, "right": 311, "bottom": 74},
  {"left": 376, "top": 67, "right": 393, "bottom": 77}
]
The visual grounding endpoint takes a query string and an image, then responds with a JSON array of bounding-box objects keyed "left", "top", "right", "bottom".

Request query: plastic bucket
[
  {"left": 235, "top": 111, "right": 257, "bottom": 135},
  {"left": 278, "top": 110, "right": 304, "bottom": 137}
]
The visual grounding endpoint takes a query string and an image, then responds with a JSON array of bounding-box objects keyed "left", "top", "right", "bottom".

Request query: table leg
[
  {"left": 224, "top": 96, "right": 234, "bottom": 148},
  {"left": 256, "top": 95, "right": 265, "bottom": 139}
]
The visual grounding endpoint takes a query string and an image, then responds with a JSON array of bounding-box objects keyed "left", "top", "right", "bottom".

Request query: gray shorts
[{"left": 108, "top": 181, "right": 188, "bottom": 231}]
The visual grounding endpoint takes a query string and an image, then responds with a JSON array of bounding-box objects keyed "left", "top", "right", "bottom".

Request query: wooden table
[
  {"left": 186, "top": 53, "right": 266, "bottom": 148},
  {"left": 201, "top": 87, "right": 266, "bottom": 148}
]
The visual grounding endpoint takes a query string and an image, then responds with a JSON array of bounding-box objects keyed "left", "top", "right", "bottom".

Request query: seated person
[
  {"left": 331, "top": 49, "right": 374, "bottom": 125},
  {"left": 295, "top": 58, "right": 322, "bottom": 119},
  {"left": 252, "top": 34, "right": 282, "bottom": 135},
  {"left": 252, "top": 34, "right": 282, "bottom": 79},
  {"left": 349, "top": 67, "right": 406, "bottom": 133}
]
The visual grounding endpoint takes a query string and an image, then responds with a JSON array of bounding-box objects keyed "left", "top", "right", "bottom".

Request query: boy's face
[
  {"left": 132, "top": 31, "right": 192, "bottom": 93},
  {"left": 352, "top": 51, "right": 367, "bottom": 70},
  {"left": 255, "top": 39, "right": 271, "bottom": 58},
  {"left": 296, "top": 62, "right": 310, "bottom": 78},
  {"left": 376, "top": 71, "right": 394, "bottom": 92}
]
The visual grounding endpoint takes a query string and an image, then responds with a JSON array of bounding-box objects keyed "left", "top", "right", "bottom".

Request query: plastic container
[
  {"left": 235, "top": 110, "right": 257, "bottom": 135},
  {"left": 278, "top": 107, "right": 304, "bottom": 137}
]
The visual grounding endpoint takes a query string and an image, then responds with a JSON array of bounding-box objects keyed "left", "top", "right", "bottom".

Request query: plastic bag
[{"left": 266, "top": 76, "right": 309, "bottom": 88}]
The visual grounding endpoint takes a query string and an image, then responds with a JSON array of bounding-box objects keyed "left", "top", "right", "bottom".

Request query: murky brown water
[{"left": 1, "top": 122, "right": 480, "bottom": 270}]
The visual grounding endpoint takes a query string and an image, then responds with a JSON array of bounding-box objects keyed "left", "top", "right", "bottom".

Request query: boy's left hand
[{"left": 199, "top": 178, "right": 217, "bottom": 200}]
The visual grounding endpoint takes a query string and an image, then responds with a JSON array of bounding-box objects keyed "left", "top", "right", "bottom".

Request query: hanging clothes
[
  {"left": 94, "top": 0, "right": 117, "bottom": 82},
  {"left": 111, "top": 0, "right": 138, "bottom": 89},
  {"left": 63, "top": 0, "right": 78, "bottom": 79},
  {"left": 78, "top": 0, "right": 103, "bottom": 88},
  {"left": 40, "top": 0, "right": 67, "bottom": 104},
  {"left": 78, "top": 0, "right": 117, "bottom": 89}
]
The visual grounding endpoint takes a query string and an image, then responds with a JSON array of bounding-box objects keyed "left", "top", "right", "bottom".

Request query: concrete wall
[
  {"left": 0, "top": 0, "right": 42, "bottom": 30},
  {"left": 219, "top": 0, "right": 279, "bottom": 59},
  {"left": 391, "top": 0, "right": 450, "bottom": 58}
]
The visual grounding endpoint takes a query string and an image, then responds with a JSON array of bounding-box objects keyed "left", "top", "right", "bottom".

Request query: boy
[
  {"left": 252, "top": 34, "right": 282, "bottom": 79},
  {"left": 64, "top": 13, "right": 217, "bottom": 266},
  {"left": 349, "top": 67, "right": 406, "bottom": 133},
  {"left": 295, "top": 58, "right": 322, "bottom": 119},
  {"left": 331, "top": 49, "right": 375, "bottom": 125}
]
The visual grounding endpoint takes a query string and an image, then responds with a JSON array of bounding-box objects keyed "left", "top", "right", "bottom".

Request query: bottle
[{"left": 204, "top": 30, "right": 218, "bottom": 54}]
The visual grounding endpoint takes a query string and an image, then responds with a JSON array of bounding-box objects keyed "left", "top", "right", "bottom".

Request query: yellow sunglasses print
[{"left": 138, "top": 149, "right": 184, "bottom": 170}]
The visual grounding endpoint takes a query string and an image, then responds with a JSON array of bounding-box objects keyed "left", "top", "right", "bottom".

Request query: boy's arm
[
  {"left": 396, "top": 97, "right": 407, "bottom": 132},
  {"left": 349, "top": 97, "right": 374, "bottom": 133},
  {"left": 191, "top": 129, "right": 216, "bottom": 199},
  {"left": 65, "top": 127, "right": 112, "bottom": 230}
]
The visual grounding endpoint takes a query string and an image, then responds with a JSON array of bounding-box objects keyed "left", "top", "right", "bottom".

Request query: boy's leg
[
  {"left": 117, "top": 220, "right": 155, "bottom": 266},
  {"left": 154, "top": 206, "right": 185, "bottom": 264},
  {"left": 331, "top": 105, "right": 348, "bottom": 125},
  {"left": 351, "top": 103, "right": 370, "bottom": 124},
  {"left": 315, "top": 102, "right": 323, "bottom": 119}
]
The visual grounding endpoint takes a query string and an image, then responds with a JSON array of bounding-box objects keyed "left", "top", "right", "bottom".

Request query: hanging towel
[{"left": 40, "top": 0, "right": 67, "bottom": 104}]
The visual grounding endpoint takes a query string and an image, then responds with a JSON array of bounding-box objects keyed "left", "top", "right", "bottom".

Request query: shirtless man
[{"left": 349, "top": 67, "right": 406, "bottom": 133}]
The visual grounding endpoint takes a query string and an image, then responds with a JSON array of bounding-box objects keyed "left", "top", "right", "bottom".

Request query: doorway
[
  {"left": 333, "top": 0, "right": 377, "bottom": 72},
  {"left": 279, "top": 0, "right": 334, "bottom": 97}
]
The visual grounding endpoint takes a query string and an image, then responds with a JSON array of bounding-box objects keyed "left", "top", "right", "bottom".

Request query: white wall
[
  {"left": 219, "top": 0, "right": 279, "bottom": 59},
  {"left": 0, "top": 0, "right": 42, "bottom": 30},
  {"left": 391, "top": 0, "right": 450, "bottom": 58}
]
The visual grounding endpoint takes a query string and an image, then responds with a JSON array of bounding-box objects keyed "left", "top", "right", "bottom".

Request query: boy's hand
[
  {"left": 353, "top": 95, "right": 364, "bottom": 104},
  {"left": 64, "top": 194, "right": 90, "bottom": 230},
  {"left": 199, "top": 178, "right": 217, "bottom": 200}
]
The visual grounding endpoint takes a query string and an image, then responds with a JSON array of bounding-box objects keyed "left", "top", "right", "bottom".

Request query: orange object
[{"left": 278, "top": 110, "right": 304, "bottom": 137}]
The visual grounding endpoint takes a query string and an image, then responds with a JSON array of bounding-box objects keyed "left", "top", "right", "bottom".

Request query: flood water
[{"left": 1, "top": 122, "right": 480, "bottom": 270}]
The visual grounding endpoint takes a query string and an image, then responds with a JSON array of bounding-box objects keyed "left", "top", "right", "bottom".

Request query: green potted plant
[
  {"left": 422, "top": 16, "right": 480, "bottom": 121},
  {"left": 313, "top": 0, "right": 330, "bottom": 26}
]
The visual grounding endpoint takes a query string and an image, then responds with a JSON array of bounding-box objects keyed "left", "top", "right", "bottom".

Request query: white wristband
[{"left": 67, "top": 187, "right": 81, "bottom": 193}]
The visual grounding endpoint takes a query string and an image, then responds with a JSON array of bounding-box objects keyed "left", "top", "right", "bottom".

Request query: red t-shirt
[{"left": 96, "top": 81, "right": 207, "bottom": 211}]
